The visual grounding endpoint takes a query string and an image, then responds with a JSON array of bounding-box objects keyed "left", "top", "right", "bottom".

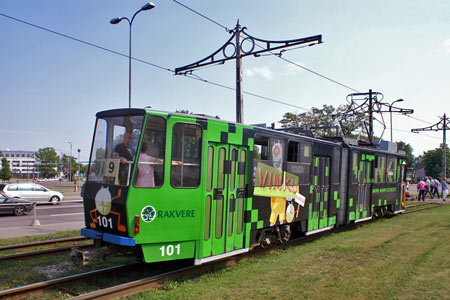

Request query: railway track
[
  {"left": 0, "top": 262, "right": 142, "bottom": 299},
  {"left": 0, "top": 236, "right": 92, "bottom": 262},
  {"left": 404, "top": 202, "right": 442, "bottom": 214},
  {"left": 1, "top": 204, "right": 445, "bottom": 299}
]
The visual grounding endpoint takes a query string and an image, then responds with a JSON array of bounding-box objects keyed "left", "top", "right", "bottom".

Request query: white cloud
[
  {"left": 244, "top": 66, "right": 275, "bottom": 80},
  {"left": 284, "top": 62, "right": 306, "bottom": 76},
  {"left": 244, "top": 61, "right": 306, "bottom": 80},
  {"left": 443, "top": 38, "right": 450, "bottom": 53}
]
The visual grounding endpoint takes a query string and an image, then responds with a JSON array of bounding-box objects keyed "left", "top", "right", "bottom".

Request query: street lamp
[
  {"left": 110, "top": 2, "right": 155, "bottom": 109},
  {"left": 54, "top": 148, "right": 64, "bottom": 179},
  {"left": 64, "top": 141, "right": 72, "bottom": 181},
  {"left": 389, "top": 99, "right": 404, "bottom": 142},
  {"left": 77, "top": 148, "right": 81, "bottom": 191}
]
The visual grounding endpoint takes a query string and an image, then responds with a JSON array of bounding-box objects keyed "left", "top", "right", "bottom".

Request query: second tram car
[{"left": 81, "top": 108, "right": 407, "bottom": 264}]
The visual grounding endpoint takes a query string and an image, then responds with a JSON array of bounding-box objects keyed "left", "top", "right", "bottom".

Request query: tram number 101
[
  {"left": 97, "top": 215, "right": 113, "bottom": 229},
  {"left": 160, "top": 244, "right": 181, "bottom": 257}
]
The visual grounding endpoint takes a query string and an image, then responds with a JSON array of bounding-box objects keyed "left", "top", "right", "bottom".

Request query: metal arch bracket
[
  {"left": 175, "top": 20, "right": 322, "bottom": 74},
  {"left": 411, "top": 115, "right": 450, "bottom": 132}
]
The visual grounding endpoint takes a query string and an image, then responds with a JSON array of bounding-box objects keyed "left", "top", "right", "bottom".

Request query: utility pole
[
  {"left": 412, "top": 114, "right": 449, "bottom": 180},
  {"left": 345, "top": 90, "right": 413, "bottom": 144},
  {"left": 235, "top": 21, "right": 243, "bottom": 123},
  {"left": 175, "top": 20, "right": 322, "bottom": 124}
]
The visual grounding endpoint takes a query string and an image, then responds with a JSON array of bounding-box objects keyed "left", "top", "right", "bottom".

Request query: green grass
[
  {"left": 129, "top": 205, "right": 450, "bottom": 300},
  {"left": 1, "top": 206, "right": 449, "bottom": 299},
  {"left": 0, "top": 230, "right": 80, "bottom": 246}
]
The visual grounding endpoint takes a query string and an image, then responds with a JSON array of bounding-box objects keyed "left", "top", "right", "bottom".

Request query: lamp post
[
  {"left": 389, "top": 99, "right": 404, "bottom": 142},
  {"left": 54, "top": 148, "right": 64, "bottom": 179},
  {"left": 110, "top": 2, "right": 155, "bottom": 109},
  {"left": 77, "top": 148, "right": 81, "bottom": 191},
  {"left": 64, "top": 141, "right": 72, "bottom": 182}
]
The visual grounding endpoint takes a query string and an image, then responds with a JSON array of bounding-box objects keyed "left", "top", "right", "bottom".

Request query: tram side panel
[
  {"left": 372, "top": 155, "right": 406, "bottom": 214},
  {"left": 307, "top": 143, "right": 342, "bottom": 232}
]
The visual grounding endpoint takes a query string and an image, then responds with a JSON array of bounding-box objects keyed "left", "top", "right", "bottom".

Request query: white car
[{"left": 1, "top": 183, "right": 64, "bottom": 204}]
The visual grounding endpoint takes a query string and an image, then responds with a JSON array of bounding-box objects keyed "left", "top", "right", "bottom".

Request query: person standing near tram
[
  {"left": 442, "top": 178, "right": 448, "bottom": 201},
  {"left": 417, "top": 178, "right": 427, "bottom": 202},
  {"left": 432, "top": 178, "right": 441, "bottom": 199}
]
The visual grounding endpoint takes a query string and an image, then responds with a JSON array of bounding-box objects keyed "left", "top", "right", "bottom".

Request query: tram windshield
[{"left": 87, "top": 115, "right": 144, "bottom": 186}]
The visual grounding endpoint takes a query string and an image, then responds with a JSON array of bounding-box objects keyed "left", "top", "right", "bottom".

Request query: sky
[{"left": 1, "top": 0, "right": 450, "bottom": 161}]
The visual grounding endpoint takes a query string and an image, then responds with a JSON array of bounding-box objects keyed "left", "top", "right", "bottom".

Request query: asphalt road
[{"left": 0, "top": 200, "right": 85, "bottom": 239}]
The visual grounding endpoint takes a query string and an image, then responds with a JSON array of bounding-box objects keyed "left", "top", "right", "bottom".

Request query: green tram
[{"left": 81, "top": 108, "right": 407, "bottom": 264}]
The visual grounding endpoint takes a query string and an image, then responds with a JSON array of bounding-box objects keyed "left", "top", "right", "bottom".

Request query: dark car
[{"left": 0, "top": 194, "right": 34, "bottom": 216}]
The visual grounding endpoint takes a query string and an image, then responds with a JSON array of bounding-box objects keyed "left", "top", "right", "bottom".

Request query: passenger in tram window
[
  {"left": 113, "top": 131, "right": 134, "bottom": 185},
  {"left": 136, "top": 142, "right": 183, "bottom": 188},
  {"left": 136, "top": 142, "right": 161, "bottom": 188}
]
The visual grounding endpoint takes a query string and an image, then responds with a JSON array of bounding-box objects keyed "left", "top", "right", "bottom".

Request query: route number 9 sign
[{"left": 104, "top": 158, "right": 120, "bottom": 183}]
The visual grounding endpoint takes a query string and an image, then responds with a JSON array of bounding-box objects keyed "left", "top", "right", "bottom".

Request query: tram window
[
  {"left": 287, "top": 141, "right": 299, "bottom": 162},
  {"left": 253, "top": 135, "right": 284, "bottom": 187},
  {"left": 238, "top": 149, "right": 246, "bottom": 189},
  {"left": 300, "top": 143, "right": 312, "bottom": 163},
  {"left": 351, "top": 152, "right": 359, "bottom": 184},
  {"left": 206, "top": 146, "right": 214, "bottom": 192},
  {"left": 386, "top": 157, "right": 396, "bottom": 183},
  {"left": 393, "top": 158, "right": 398, "bottom": 182},
  {"left": 134, "top": 116, "right": 166, "bottom": 188},
  {"left": 253, "top": 135, "right": 269, "bottom": 160},
  {"left": 87, "top": 115, "right": 144, "bottom": 186},
  {"left": 171, "top": 123, "right": 202, "bottom": 188},
  {"left": 332, "top": 148, "right": 341, "bottom": 184},
  {"left": 88, "top": 118, "right": 107, "bottom": 182},
  {"left": 286, "top": 141, "right": 310, "bottom": 185},
  {"left": 375, "top": 155, "right": 386, "bottom": 183}
]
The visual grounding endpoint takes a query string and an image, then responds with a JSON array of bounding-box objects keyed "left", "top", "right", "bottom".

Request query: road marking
[
  {"left": 37, "top": 205, "right": 83, "bottom": 210},
  {"left": 50, "top": 213, "right": 85, "bottom": 216}
]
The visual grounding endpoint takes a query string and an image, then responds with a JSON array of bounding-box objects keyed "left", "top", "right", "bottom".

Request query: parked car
[
  {"left": 1, "top": 183, "right": 64, "bottom": 204},
  {"left": 0, "top": 194, "right": 34, "bottom": 216}
]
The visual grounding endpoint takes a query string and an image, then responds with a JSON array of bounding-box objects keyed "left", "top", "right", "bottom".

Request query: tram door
[
  {"left": 356, "top": 158, "right": 372, "bottom": 219},
  {"left": 399, "top": 162, "right": 406, "bottom": 209},
  {"left": 310, "top": 156, "right": 331, "bottom": 231},
  {"left": 203, "top": 143, "right": 248, "bottom": 258}
]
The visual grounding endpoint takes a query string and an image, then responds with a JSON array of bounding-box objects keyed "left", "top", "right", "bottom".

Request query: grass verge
[{"left": 129, "top": 205, "right": 450, "bottom": 300}]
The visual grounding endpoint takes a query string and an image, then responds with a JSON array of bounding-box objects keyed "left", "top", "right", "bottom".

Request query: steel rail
[
  {"left": 404, "top": 203, "right": 443, "bottom": 214},
  {"left": 69, "top": 205, "right": 446, "bottom": 299},
  {"left": 0, "top": 262, "right": 141, "bottom": 298},
  {"left": 0, "top": 236, "right": 88, "bottom": 251},
  {"left": 2, "top": 205, "right": 443, "bottom": 299},
  {"left": 69, "top": 230, "right": 358, "bottom": 299},
  {"left": 0, "top": 244, "right": 92, "bottom": 262}
]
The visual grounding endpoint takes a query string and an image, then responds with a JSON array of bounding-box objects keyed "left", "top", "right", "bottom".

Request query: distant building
[
  {"left": 414, "top": 164, "right": 426, "bottom": 182},
  {"left": 0, "top": 150, "right": 37, "bottom": 178}
]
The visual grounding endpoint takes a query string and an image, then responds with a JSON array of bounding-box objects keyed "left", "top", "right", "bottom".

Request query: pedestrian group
[{"left": 417, "top": 176, "right": 448, "bottom": 201}]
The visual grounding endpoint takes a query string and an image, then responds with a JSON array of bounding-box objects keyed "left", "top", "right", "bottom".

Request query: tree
[
  {"left": 279, "top": 104, "right": 366, "bottom": 138},
  {"left": 35, "top": 147, "right": 59, "bottom": 178},
  {"left": 0, "top": 158, "right": 12, "bottom": 181},
  {"left": 420, "top": 145, "right": 450, "bottom": 179},
  {"left": 396, "top": 141, "right": 415, "bottom": 168},
  {"left": 62, "top": 154, "right": 79, "bottom": 181}
]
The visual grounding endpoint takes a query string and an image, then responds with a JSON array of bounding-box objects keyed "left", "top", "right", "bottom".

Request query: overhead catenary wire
[
  {"left": 0, "top": 13, "right": 171, "bottom": 72},
  {"left": 183, "top": 73, "right": 310, "bottom": 111},
  {"left": 0, "top": 12, "right": 309, "bottom": 112},
  {"left": 172, "top": 0, "right": 362, "bottom": 93},
  {"left": 172, "top": 0, "right": 231, "bottom": 33},
  {"left": 171, "top": 1, "right": 440, "bottom": 136},
  {"left": 1, "top": 11, "right": 430, "bottom": 135}
]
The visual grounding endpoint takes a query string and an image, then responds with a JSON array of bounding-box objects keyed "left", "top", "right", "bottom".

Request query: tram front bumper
[{"left": 81, "top": 228, "right": 136, "bottom": 246}]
